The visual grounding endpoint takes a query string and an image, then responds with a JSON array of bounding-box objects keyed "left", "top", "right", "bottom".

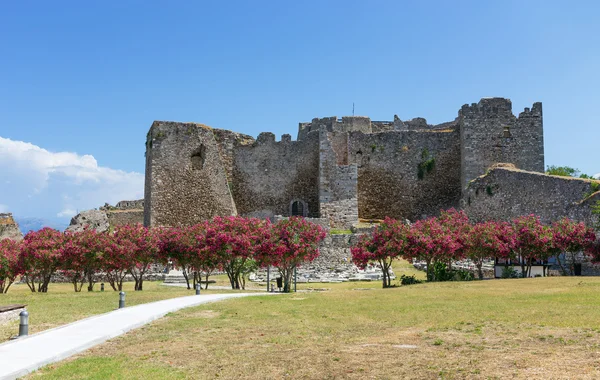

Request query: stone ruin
[
  {"left": 144, "top": 98, "right": 549, "bottom": 229},
  {"left": 68, "top": 199, "right": 144, "bottom": 233},
  {"left": 140, "top": 97, "right": 598, "bottom": 281},
  {"left": 0, "top": 213, "right": 23, "bottom": 241},
  {"left": 73, "top": 97, "right": 594, "bottom": 282}
]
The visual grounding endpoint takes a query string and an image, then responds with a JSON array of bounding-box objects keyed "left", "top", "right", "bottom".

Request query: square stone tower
[{"left": 144, "top": 121, "right": 237, "bottom": 227}]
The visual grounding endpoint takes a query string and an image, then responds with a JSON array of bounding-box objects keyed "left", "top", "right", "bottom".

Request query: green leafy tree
[{"left": 546, "top": 165, "right": 580, "bottom": 177}]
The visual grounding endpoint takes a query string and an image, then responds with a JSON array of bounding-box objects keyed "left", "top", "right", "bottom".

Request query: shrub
[
  {"left": 400, "top": 274, "right": 422, "bottom": 285},
  {"left": 501, "top": 266, "right": 520, "bottom": 279},
  {"left": 454, "top": 269, "right": 475, "bottom": 281}
]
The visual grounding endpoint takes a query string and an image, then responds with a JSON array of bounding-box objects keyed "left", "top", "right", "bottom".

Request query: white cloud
[
  {"left": 0, "top": 136, "right": 144, "bottom": 220},
  {"left": 57, "top": 208, "right": 77, "bottom": 218},
  {"left": 594, "top": 173, "right": 600, "bottom": 179}
]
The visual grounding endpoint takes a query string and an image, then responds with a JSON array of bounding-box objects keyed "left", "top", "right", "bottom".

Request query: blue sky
[{"left": 1, "top": 0, "right": 599, "bottom": 221}]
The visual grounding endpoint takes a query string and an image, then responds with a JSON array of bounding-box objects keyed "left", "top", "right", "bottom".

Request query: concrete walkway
[
  {"left": 161, "top": 282, "right": 265, "bottom": 291},
  {"left": 0, "top": 293, "right": 268, "bottom": 380}
]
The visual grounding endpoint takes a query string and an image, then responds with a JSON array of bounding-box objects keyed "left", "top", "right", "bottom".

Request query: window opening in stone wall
[
  {"left": 191, "top": 145, "right": 206, "bottom": 170},
  {"left": 290, "top": 200, "right": 307, "bottom": 217},
  {"left": 503, "top": 126, "right": 512, "bottom": 138}
]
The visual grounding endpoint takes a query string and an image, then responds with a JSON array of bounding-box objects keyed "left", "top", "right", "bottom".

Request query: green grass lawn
[
  {"left": 0, "top": 281, "right": 238, "bottom": 342},
  {"left": 27, "top": 262, "right": 600, "bottom": 379}
]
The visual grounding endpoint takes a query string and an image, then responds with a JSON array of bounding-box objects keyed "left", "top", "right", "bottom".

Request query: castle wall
[
  {"left": 107, "top": 210, "right": 144, "bottom": 227},
  {"left": 318, "top": 129, "right": 359, "bottom": 228},
  {"left": 462, "top": 167, "right": 599, "bottom": 225},
  {"left": 114, "top": 199, "right": 144, "bottom": 210},
  {"left": 348, "top": 129, "right": 462, "bottom": 221},
  {"left": 460, "top": 98, "right": 544, "bottom": 188},
  {"left": 212, "top": 128, "right": 255, "bottom": 183},
  {"left": 144, "top": 121, "right": 237, "bottom": 227},
  {"left": 231, "top": 131, "right": 320, "bottom": 219},
  {"left": 143, "top": 97, "right": 545, "bottom": 229},
  {"left": 0, "top": 213, "right": 23, "bottom": 241}
]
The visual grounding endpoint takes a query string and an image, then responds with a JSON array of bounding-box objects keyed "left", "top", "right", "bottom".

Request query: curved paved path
[{"left": 0, "top": 293, "right": 269, "bottom": 380}]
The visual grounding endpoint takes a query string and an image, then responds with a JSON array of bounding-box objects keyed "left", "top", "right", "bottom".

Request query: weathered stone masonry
[
  {"left": 144, "top": 121, "right": 237, "bottom": 227},
  {"left": 463, "top": 166, "right": 599, "bottom": 226},
  {"left": 144, "top": 97, "right": 559, "bottom": 228},
  {"left": 0, "top": 213, "right": 23, "bottom": 241},
  {"left": 140, "top": 97, "right": 600, "bottom": 279}
]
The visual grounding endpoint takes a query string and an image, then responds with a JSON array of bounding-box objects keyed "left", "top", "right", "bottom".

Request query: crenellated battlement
[
  {"left": 145, "top": 97, "right": 545, "bottom": 228},
  {"left": 517, "top": 102, "right": 543, "bottom": 118},
  {"left": 459, "top": 97, "right": 514, "bottom": 118},
  {"left": 298, "top": 116, "right": 372, "bottom": 140}
]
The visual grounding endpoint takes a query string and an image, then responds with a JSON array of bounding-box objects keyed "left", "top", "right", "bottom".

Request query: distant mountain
[{"left": 14, "top": 217, "right": 70, "bottom": 234}]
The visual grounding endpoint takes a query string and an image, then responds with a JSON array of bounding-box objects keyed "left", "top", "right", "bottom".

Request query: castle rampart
[
  {"left": 463, "top": 166, "right": 598, "bottom": 225},
  {"left": 143, "top": 98, "right": 561, "bottom": 229},
  {"left": 349, "top": 127, "right": 462, "bottom": 220},
  {"left": 231, "top": 130, "right": 320, "bottom": 219}
]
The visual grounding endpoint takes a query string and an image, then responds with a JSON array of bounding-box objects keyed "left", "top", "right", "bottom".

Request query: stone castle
[
  {"left": 146, "top": 97, "right": 590, "bottom": 229},
  {"left": 5, "top": 96, "right": 596, "bottom": 280}
]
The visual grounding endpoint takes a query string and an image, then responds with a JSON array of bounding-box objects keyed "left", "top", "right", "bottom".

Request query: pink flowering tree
[
  {"left": 61, "top": 229, "right": 109, "bottom": 292},
  {"left": 465, "top": 221, "right": 516, "bottom": 279},
  {"left": 0, "top": 239, "right": 22, "bottom": 293},
  {"left": 19, "top": 227, "right": 64, "bottom": 292},
  {"left": 351, "top": 218, "right": 409, "bottom": 288},
  {"left": 189, "top": 223, "right": 220, "bottom": 290},
  {"left": 204, "top": 216, "right": 266, "bottom": 290},
  {"left": 102, "top": 233, "right": 131, "bottom": 291},
  {"left": 513, "top": 215, "right": 556, "bottom": 278},
  {"left": 113, "top": 224, "right": 160, "bottom": 291},
  {"left": 406, "top": 213, "right": 466, "bottom": 281},
  {"left": 586, "top": 236, "right": 600, "bottom": 264},
  {"left": 552, "top": 217, "right": 597, "bottom": 275},
  {"left": 158, "top": 226, "right": 196, "bottom": 289},
  {"left": 256, "top": 217, "right": 326, "bottom": 292}
]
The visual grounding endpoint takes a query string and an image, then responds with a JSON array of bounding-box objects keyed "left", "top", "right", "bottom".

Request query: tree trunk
[
  {"left": 476, "top": 261, "right": 484, "bottom": 280},
  {"left": 426, "top": 259, "right": 432, "bottom": 282},
  {"left": 108, "top": 277, "right": 117, "bottom": 291},
  {"left": 25, "top": 276, "right": 36, "bottom": 292},
  {"left": 526, "top": 258, "right": 533, "bottom": 278},
  {"left": 86, "top": 271, "right": 95, "bottom": 292},
  {"left": 569, "top": 252, "right": 577, "bottom": 276},
  {"left": 182, "top": 267, "right": 190, "bottom": 290},
  {"left": 226, "top": 264, "right": 236, "bottom": 290},
  {"left": 555, "top": 254, "right": 568, "bottom": 276},
  {"left": 380, "top": 260, "right": 390, "bottom": 288}
]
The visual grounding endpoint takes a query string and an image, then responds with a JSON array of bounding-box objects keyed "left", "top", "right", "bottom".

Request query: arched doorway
[{"left": 290, "top": 199, "right": 308, "bottom": 217}]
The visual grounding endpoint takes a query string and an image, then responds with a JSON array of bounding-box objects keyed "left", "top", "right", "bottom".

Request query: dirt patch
[{"left": 187, "top": 310, "right": 220, "bottom": 319}]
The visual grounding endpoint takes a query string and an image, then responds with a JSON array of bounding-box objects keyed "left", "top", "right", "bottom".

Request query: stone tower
[
  {"left": 144, "top": 121, "right": 237, "bottom": 227},
  {"left": 459, "top": 98, "right": 544, "bottom": 188}
]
